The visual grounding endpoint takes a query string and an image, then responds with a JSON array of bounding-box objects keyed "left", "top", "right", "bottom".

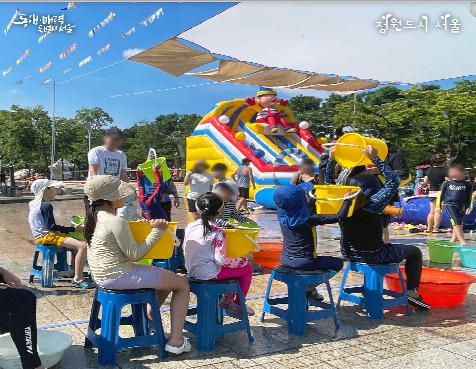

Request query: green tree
[{"left": 74, "top": 107, "right": 113, "bottom": 152}]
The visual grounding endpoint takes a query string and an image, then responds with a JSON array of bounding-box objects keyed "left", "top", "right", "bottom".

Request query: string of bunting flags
[
  {"left": 59, "top": 43, "right": 76, "bottom": 59},
  {"left": 4, "top": 9, "right": 20, "bottom": 35},
  {"left": 88, "top": 11, "right": 115, "bottom": 38},
  {"left": 16, "top": 50, "right": 30, "bottom": 65},
  {"left": 2, "top": 6, "right": 165, "bottom": 86},
  {"left": 96, "top": 44, "right": 110, "bottom": 56}
]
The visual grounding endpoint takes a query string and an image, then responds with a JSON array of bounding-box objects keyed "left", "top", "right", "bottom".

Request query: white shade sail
[{"left": 179, "top": 2, "right": 476, "bottom": 84}]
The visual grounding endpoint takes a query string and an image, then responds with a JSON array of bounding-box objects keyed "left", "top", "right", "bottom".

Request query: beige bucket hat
[{"left": 84, "top": 175, "right": 134, "bottom": 203}]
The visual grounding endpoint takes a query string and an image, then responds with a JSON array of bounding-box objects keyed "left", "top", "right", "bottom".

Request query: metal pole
[{"left": 51, "top": 81, "right": 56, "bottom": 167}]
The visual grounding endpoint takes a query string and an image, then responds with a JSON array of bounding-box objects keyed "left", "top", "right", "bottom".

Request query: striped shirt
[{"left": 216, "top": 201, "right": 250, "bottom": 228}]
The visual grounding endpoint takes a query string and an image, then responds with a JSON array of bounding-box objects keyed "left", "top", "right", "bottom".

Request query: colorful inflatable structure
[
  {"left": 186, "top": 95, "right": 325, "bottom": 200},
  {"left": 393, "top": 197, "right": 476, "bottom": 230}
]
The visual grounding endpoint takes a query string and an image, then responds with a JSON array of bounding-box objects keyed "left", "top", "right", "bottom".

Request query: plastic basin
[
  {"left": 456, "top": 246, "right": 476, "bottom": 268},
  {"left": 385, "top": 267, "right": 476, "bottom": 307},
  {"left": 129, "top": 222, "right": 178, "bottom": 259},
  {"left": 253, "top": 242, "right": 283, "bottom": 268},
  {"left": 428, "top": 240, "right": 455, "bottom": 264},
  {"left": 0, "top": 329, "right": 72, "bottom": 369}
]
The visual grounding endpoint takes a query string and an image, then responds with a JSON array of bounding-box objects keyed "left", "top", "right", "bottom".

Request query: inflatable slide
[{"left": 186, "top": 98, "right": 325, "bottom": 201}]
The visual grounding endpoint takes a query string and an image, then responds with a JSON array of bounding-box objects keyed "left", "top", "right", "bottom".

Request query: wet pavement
[{"left": 2, "top": 194, "right": 476, "bottom": 369}]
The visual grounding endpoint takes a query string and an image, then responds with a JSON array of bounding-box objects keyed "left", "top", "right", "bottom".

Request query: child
[
  {"left": 213, "top": 181, "right": 257, "bottom": 228},
  {"left": 137, "top": 164, "right": 168, "bottom": 220},
  {"left": 183, "top": 192, "right": 254, "bottom": 317},
  {"left": 160, "top": 178, "right": 180, "bottom": 221},
  {"left": 211, "top": 163, "right": 229, "bottom": 184},
  {"left": 83, "top": 175, "right": 191, "bottom": 354},
  {"left": 28, "top": 179, "right": 94, "bottom": 288},
  {"left": 436, "top": 164, "right": 474, "bottom": 245},
  {"left": 116, "top": 187, "right": 142, "bottom": 221},
  {"left": 326, "top": 145, "right": 430, "bottom": 309},
  {"left": 273, "top": 182, "right": 351, "bottom": 301}
]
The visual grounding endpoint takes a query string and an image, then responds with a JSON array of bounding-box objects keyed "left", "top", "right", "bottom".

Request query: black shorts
[
  {"left": 161, "top": 201, "right": 172, "bottom": 221},
  {"left": 382, "top": 213, "right": 391, "bottom": 228},
  {"left": 238, "top": 187, "right": 250, "bottom": 199},
  {"left": 187, "top": 198, "right": 197, "bottom": 213},
  {"left": 445, "top": 204, "right": 466, "bottom": 226}
]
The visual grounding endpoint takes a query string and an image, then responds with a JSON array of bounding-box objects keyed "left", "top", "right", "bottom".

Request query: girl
[
  {"left": 326, "top": 146, "right": 430, "bottom": 310},
  {"left": 84, "top": 175, "right": 191, "bottom": 354},
  {"left": 273, "top": 182, "right": 351, "bottom": 301},
  {"left": 184, "top": 159, "right": 214, "bottom": 220},
  {"left": 183, "top": 192, "right": 254, "bottom": 318}
]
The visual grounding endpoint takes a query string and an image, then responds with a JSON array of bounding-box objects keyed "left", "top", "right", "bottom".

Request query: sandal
[
  {"left": 165, "top": 337, "right": 192, "bottom": 354},
  {"left": 71, "top": 280, "right": 96, "bottom": 289},
  {"left": 306, "top": 289, "right": 324, "bottom": 302},
  {"left": 408, "top": 295, "right": 430, "bottom": 310}
]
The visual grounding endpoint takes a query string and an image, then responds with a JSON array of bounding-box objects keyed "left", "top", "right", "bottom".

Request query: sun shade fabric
[
  {"left": 129, "top": 38, "right": 217, "bottom": 77},
  {"left": 303, "top": 79, "right": 379, "bottom": 92},
  {"left": 189, "top": 60, "right": 266, "bottom": 81},
  {"left": 229, "top": 69, "right": 310, "bottom": 87},
  {"left": 289, "top": 74, "right": 343, "bottom": 88}
]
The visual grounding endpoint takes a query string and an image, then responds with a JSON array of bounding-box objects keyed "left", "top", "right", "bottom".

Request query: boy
[
  {"left": 213, "top": 181, "right": 257, "bottom": 228},
  {"left": 436, "top": 164, "right": 474, "bottom": 245},
  {"left": 28, "top": 179, "right": 94, "bottom": 288},
  {"left": 211, "top": 163, "right": 229, "bottom": 184}
]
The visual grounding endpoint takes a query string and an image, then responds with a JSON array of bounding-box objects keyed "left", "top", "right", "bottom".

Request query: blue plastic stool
[
  {"left": 29, "top": 244, "right": 77, "bottom": 288},
  {"left": 260, "top": 266, "right": 340, "bottom": 335},
  {"left": 185, "top": 278, "right": 253, "bottom": 351},
  {"left": 152, "top": 229, "right": 185, "bottom": 272},
  {"left": 337, "top": 262, "right": 412, "bottom": 320},
  {"left": 85, "top": 288, "right": 168, "bottom": 367}
]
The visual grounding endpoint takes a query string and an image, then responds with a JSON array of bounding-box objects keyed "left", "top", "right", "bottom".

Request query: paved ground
[{"left": 2, "top": 195, "right": 476, "bottom": 369}]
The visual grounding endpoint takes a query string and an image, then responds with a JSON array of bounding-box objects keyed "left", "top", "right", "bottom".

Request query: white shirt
[
  {"left": 186, "top": 172, "right": 214, "bottom": 200},
  {"left": 88, "top": 146, "right": 127, "bottom": 179}
]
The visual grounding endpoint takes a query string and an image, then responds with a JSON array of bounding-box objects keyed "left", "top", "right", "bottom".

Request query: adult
[
  {"left": 291, "top": 158, "right": 319, "bottom": 214},
  {"left": 85, "top": 127, "right": 128, "bottom": 213},
  {"left": 231, "top": 158, "right": 256, "bottom": 214},
  {"left": 422, "top": 153, "right": 448, "bottom": 233},
  {"left": 0, "top": 267, "right": 45, "bottom": 369},
  {"left": 161, "top": 179, "right": 180, "bottom": 221},
  {"left": 183, "top": 159, "right": 214, "bottom": 220},
  {"left": 367, "top": 142, "right": 410, "bottom": 243}
]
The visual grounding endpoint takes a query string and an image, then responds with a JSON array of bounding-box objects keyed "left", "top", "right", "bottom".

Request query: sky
[{"left": 0, "top": 1, "right": 475, "bottom": 129}]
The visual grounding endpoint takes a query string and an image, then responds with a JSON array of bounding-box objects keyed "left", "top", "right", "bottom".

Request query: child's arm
[
  {"left": 308, "top": 199, "right": 351, "bottom": 226},
  {"left": 213, "top": 229, "right": 248, "bottom": 268},
  {"left": 41, "top": 202, "right": 75, "bottom": 234},
  {"left": 466, "top": 182, "right": 474, "bottom": 212},
  {"left": 364, "top": 157, "right": 400, "bottom": 213},
  {"left": 324, "top": 156, "right": 336, "bottom": 185},
  {"left": 435, "top": 181, "right": 447, "bottom": 211},
  {"left": 111, "top": 217, "right": 165, "bottom": 261}
]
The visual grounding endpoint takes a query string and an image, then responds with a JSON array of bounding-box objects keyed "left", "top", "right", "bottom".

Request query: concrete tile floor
[{"left": 2, "top": 197, "right": 476, "bottom": 369}]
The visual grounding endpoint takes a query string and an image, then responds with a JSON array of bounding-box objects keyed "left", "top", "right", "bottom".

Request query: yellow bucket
[
  {"left": 311, "top": 185, "right": 361, "bottom": 217},
  {"left": 128, "top": 221, "right": 179, "bottom": 259},
  {"left": 326, "top": 133, "right": 388, "bottom": 168},
  {"left": 223, "top": 228, "right": 260, "bottom": 258}
]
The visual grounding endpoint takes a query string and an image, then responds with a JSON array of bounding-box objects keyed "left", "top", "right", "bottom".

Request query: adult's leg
[
  {"left": 427, "top": 200, "right": 435, "bottom": 232},
  {"left": 0, "top": 287, "right": 43, "bottom": 369},
  {"left": 154, "top": 269, "right": 190, "bottom": 349},
  {"left": 60, "top": 238, "right": 87, "bottom": 283},
  {"left": 382, "top": 214, "right": 391, "bottom": 244},
  {"left": 161, "top": 202, "right": 172, "bottom": 221},
  {"left": 432, "top": 200, "right": 443, "bottom": 231}
]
